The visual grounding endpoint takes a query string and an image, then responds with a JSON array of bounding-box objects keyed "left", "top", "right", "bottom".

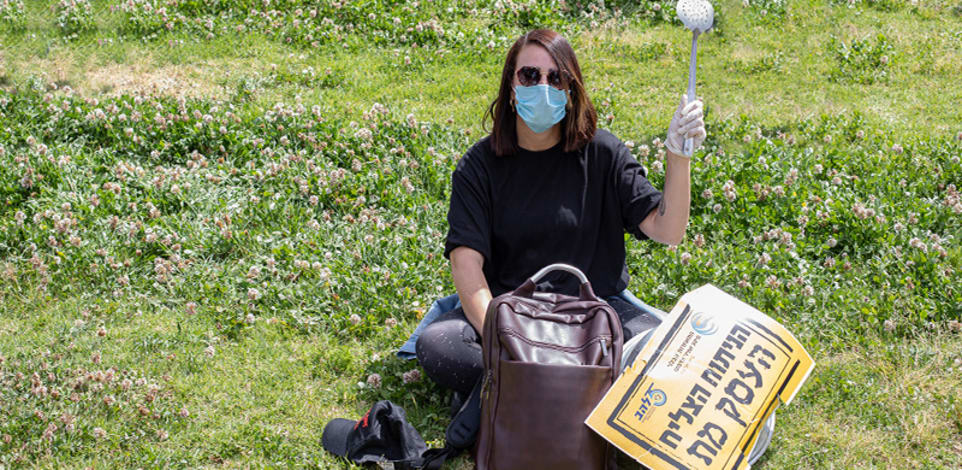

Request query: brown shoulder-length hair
[{"left": 483, "top": 29, "right": 597, "bottom": 156}]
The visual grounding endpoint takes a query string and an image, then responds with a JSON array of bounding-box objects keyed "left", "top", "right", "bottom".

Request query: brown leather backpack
[{"left": 475, "top": 264, "right": 623, "bottom": 470}]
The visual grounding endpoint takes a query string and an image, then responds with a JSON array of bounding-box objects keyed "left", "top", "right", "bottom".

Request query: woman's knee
[
  {"left": 415, "top": 320, "right": 448, "bottom": 366},
  {"left": 415, "top": 312, "right": 483, "bottom": 391}
]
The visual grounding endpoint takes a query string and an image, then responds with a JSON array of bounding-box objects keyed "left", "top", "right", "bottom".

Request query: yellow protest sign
[{"left": 586, "top": 284, "right": 814, "bottom": 470}]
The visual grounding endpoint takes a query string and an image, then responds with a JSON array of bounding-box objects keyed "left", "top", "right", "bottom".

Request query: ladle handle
[{"left": 683, "top": 32, "right": 699, "bottom": 157}]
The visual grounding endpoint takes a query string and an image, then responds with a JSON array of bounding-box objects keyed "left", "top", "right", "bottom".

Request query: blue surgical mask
[{"left": 514, "top": 84, "right": 568, "bottom": 134}]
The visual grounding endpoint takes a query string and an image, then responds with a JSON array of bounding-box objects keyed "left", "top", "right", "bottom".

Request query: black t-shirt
[{"left": 444, "top": 129, "right": 664, "bottom": 298}]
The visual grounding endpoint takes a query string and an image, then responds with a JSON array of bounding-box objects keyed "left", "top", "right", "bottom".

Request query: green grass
[
  {"left": 1, "top": 0, "right": 961, "bottom": 468},
  {"left": 3, "top": 289, "right": 960, "bottom": 468}
]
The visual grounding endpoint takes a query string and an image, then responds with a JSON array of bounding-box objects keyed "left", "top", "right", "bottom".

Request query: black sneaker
[
  {"left": 448, "top": 390, "right": 466, "bottom": 418},
  {"left": 445, "top": 376, "right": 483, "bottom": 450}
]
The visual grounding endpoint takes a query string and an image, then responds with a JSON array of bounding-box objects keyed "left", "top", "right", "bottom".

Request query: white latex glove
[{"left": 665, "top": 94, "right": 706, "bottom": 157}]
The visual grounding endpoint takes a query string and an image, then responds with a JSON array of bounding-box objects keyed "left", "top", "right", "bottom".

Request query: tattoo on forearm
[{"left": 658, "top": 199, "right": 667, "bottom": 216}]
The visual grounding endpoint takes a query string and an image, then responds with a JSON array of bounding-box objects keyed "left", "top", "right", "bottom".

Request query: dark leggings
[{"left": 414, "top": 296, "right": 660, "bottom": 396}]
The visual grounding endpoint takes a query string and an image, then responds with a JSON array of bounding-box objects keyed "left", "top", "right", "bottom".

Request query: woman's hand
[{"left": 665, "top": 94, "right": 706, "bottom": 157}]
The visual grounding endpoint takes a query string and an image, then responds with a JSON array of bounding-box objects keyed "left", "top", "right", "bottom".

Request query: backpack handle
[
  {"left": 528, "top": 263, "right": 589, "bottom": 285},
  {"left": 515, "top": 263, "right": 599, "bottom": 301}
]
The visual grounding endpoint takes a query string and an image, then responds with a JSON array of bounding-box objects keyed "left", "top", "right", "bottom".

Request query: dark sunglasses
[{"left": 516, "top": 66, "right": 565, "bottom": 88}]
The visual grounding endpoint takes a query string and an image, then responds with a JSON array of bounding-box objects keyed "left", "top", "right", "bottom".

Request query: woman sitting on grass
[{"left": 415, "top": 28, "right": 706, "bottom": 411}]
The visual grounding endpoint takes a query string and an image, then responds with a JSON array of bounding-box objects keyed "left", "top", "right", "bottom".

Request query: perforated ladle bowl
[
  {"left": 676, "top": 0, "right": 714, "bottom": 156},
  {"left": 677, "top": 0, "right": 714, "bottom": 33}
]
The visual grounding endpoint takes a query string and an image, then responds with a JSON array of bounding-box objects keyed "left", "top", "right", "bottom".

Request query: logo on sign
[
  {"left": 647, "top": 387, "right": 667, "bottom": 406},
  {"left": 691, "top": 311, "right": 718, "bottom": 335},
  {"left": 634, "top": 383, "right": 667, "bottom": 423}
]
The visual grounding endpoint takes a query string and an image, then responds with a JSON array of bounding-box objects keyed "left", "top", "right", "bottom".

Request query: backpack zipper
[
  {"left": 500, "top": 329, "right": 613, "bottom": 356},
  {"left": 481, "top": 370, "right": 493, "bottom": 402}
]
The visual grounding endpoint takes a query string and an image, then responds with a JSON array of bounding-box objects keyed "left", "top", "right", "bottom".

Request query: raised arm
[
  {"left": 640, "top": 94, "right": 705, "bottom": 245},
  {"left": 639, "top": 151, "right": 691, "bottom": 245},
  {"left": 450, "top": 246, "right": 493, "bottom": 336}
]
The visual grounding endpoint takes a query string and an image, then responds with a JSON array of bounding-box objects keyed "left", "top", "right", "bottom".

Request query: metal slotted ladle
[{"left": 676, "top": 0, "right": 714, "bottom": 156}]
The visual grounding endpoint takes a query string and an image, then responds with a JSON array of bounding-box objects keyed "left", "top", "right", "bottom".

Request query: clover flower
[
  {"left": 693, "top": 234, "right": 705, "bottom": 248},
  {"left": 721, "top": 180, "right": 736, "bottom": 202},
  {"left": 908, "top": 237, "right": 927, "bottom": 251},
  {"left": 366, "top": 373, "right": 382, "bottom": 388},
  {"left": 42, "top": 422, "right": 57, "bottom": 441},
  {"left": 354, "top": 128, "right": 373, "bottom": 140},
  {"left": 883, "top": 320, "right": 895, "bottom": 332},
  {"left": 400, "top": 176, "right": 415, "bottom": 192},
  {"left": 402, "top": 369, "right": 421, "bottom": 384},
  {"left": 349, "top": 314, "right": 362, "bottom": 325}
]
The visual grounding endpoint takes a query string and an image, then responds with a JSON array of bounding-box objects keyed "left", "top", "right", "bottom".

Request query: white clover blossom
[{"left": 402, "top": 369, "right": 421, "bottom": 384}]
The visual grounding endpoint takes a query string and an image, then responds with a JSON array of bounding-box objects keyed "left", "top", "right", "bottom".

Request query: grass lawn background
[{"left": 1, "top": 0, "right": 961, "bottom": 468}]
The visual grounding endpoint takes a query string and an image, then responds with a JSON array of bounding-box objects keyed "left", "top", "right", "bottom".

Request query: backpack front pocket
[{"left": 487, "top": 359, "right": 611, "bottom": 470}]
